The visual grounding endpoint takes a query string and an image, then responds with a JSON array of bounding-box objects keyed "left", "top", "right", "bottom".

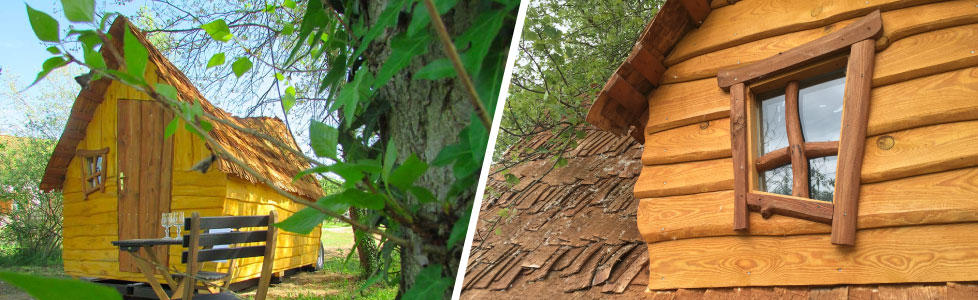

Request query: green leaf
[
  {"left": 340, "top": 189, "right": 385, "bottom": 210},
  {"left": 373, "top": 32, "right": 431, "bottom": 90},
  {"left": 407, "top": 186, "right": 436, "bottom": 204},
  {"left": 467, "top": 118, "right": 488, "bottom": 163},
  {"left": 432, "top": 142, "right": 468, "bottom": 166},
  {"left": 281, "top": 23, "right": 295, "bottom": 35},
  {"left": 351, "top": 0, "right": 408, "bottom": 60},
  {"left": 332, "top": 67, "right": 372, "bottom": 127},
  {"left": 83, "top": 47, "right": 105, "bottom": 69},
  {"left": 275, "top": 72, "right": 285, "bottom": 81},
  {"left": 382, "top": 138, "right": 397, "bottom": 182},
  {"left": 201, "top": 19, "right": 233, "bottom": 42},
  {"left": 0, "top": 272, "right": 122, "bottom": 300},
  {"left": 164, "top": 117, "right": 179, "bottom": 139},
  {"left": 447, "top": 207, "right": 470, "bottom": 248},
  {"left": 309, "top": 120, "right": 338, "bottom": 159},
  {"left": 26, "top": 4, "right": 60, "bottom": 42},
  {"left": 406, "top": 0, "right": 458, "bottom": 37},
  {"left": 554, "top": 157, "right": 568, "bottom": 168},
  {"left": 274, "top": 206, "right": 325, "bottom": 234},
  {"left": 402, "top": 264, "right": 451, "bottom": 300},
  {"left": 283, "top": 0, "right": 297, "bottom": 9},
  {"left": 154, "top": 83, "right": 178, "bottom": 102},
  {"left": 504, "top": 173, "right": 519, "bottom": 185},
  {"left": 231, "top": 57, "right": 253, "bottom": 78},
  {"left": 45, "top": 46, "right": 60, "bottom": 55},
  {"left": 390, "top": 154, "right": 427, "bottom": 190},
  {"left": 199, "top": 120, "right": 213, "bottom": 132},
  {"left": 414, "top": 58, "right": 455, "bottom": 80},
  {"left": 206, "top": 52, "right": 225, "bottom": 68},
  {"left": 317, "top": 53, "right": 347, "bottom": 93},
  {"left": 76, "top": 30, "right": 101, "bottom": 50},
  {"left": 61, "top": 0, "right": 95, "bottom": 22},
  {"left": 123, "top": 27, "right": 148, "bottom": 79},
  {"left": 279, "top": 85, "right": 297, "bottom": 114},
  {"left": 30, "top": 56, "right": 68, "bottom": 87}
]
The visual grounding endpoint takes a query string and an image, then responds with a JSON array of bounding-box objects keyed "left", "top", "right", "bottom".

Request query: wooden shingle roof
[{"left": 40, "top": 16, "right": 322, "bottom": 199}]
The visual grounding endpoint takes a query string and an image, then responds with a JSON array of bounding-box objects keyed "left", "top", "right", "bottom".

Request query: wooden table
[{"left": 112, "top": 238, "right": 185, "bottom": 300}]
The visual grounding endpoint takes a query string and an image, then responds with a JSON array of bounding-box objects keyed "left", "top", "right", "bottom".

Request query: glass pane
[
  {"left": 760, "top": 164, "right": 793, "bottom": 196},
  {"left": 799, "top": 69, "right": 846, "bottom": 142},
  {"left": 758, "top": 91, "right": 788, "bottom": 155},
  {"left": 809, "top": 156, "right": 837, "bottom": 202},
  {"left": 96, "top": 156, "right": 104, "bottom": 173}
]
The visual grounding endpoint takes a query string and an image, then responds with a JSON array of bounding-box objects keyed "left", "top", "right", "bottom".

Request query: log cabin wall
[{"left": 634, "top": 0, "right": 978, "bottom": 291}]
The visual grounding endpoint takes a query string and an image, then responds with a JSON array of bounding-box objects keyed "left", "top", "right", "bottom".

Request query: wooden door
[{"left": 118, "top": 99, "right": 174, "bottom": 272}]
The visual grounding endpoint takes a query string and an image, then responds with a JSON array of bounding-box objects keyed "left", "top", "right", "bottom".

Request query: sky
[{"left": 0, "top": 1, "right": 148, "bottom": 135}]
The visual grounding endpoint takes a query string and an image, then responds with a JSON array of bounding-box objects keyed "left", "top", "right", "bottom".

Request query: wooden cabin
[
  {"left": 586, "top": 0, "right": 978, "bottom": 297},
  {"left": 40, "top": 17, "right": 323, "bottom": 285}
]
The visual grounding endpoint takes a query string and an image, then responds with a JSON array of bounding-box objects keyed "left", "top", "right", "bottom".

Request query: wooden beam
[
  {"left": 783, "top": 81, "right": 810, "bottom": 198},
  {"left": 831, "top": 39, "right": 876, "bottom": 246},
  {"left": 606, "top": 73, "right": 647, "bottom": 112},
  {"left": 755, "top": 141, "right": 838, "bottom": 172},
  {"left": 680, "top": 0, "right": 711, "bottom": 25},
  {"left": 729, "top": 83, "right": 749, "bottom": 230},
  {"left": 717, "top": 10, "right": 882, "bottom": 88},
  {"left": 747, "top": 192, "right": 833, "bottom": 224},
  {"left": 627, "top": 44, "right": 666, "bottom": 87}
]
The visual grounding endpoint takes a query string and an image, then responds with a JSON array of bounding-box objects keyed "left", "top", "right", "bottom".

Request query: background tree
[
  {"left": 0, "top": 66, "right": 80, "bottom": 266},
  {"left": 494, "top": 0, "right": 660, "bottom": 171}
]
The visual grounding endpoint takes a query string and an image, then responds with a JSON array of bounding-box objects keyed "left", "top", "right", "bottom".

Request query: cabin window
[
  {"left": 718, "top": 9, "right": 881, "bottom": 245},
  {"left": 78, "top": 148, "right": 109, "bottom": 199},
  {"left": 756, "top": 69, "right": 844, "bottom": 202}
]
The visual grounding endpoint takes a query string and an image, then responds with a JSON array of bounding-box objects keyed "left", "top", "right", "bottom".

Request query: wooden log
[
  {"left": 663, "top": 0, "right": 978, "bottom": 85},
  {"left": 606, "top": 73, "right": 647, "bottom": 112},
  {"left": 729, "top": 83, "right": 749, "bottom": 230},
  {"left": 747, "top": 192, "right": 833, "bottom": 224},
  {"left": 717, "top": 10, "right": 882, "bottom": 88},
  {"left": 627, "top": 44, "right": 666, "bottom": 87},
  {"left": 783, "top": 81, "right": 810, "bottom": 198},
  {"left": 634, "top": 158, "right": 733, "bottom": 198},
  {"left": 647, "top": 222, "right": 978, "bottom": 290},
  {"left": 832, "top": 39, "right": 876, "bottom": 246},
  {"left": 861, "top": 119, "right": 978, "bottom": 184},
  {"left": 874, "top": 22, "right": 978, "bottom": 87},
  {"left": 642, "top": 118, "right": 731, "bottom": 165},
  {"left": 755, "top": 141, "right": 838, "bottom": 172},
  {"left": 646, "top": 78, "right": 729, "bottom": 134},
  {"left": 637, "top": 166, "right": 978, "bottom": 244},
  {"left": 868, "top": 66, "right": 978, "bottom": 136},
  {"left": 664, "top": 0, "right": 939, "bottom": 66}
]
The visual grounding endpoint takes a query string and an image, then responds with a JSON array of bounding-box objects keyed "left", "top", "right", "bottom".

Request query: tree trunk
[
  {"left": 362, "top": 0, "right": 481, "bottom": 296},
  {"left": 349, "top": 207, "right": 380, "bottom": 277}
]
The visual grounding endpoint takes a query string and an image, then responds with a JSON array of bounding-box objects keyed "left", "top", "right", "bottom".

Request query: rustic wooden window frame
[
  {"left": 78, "top": 147, "right": 109, "bottom": 199},
  {"left": 718, "top": 10, "right": 882, "bottom": 245}
]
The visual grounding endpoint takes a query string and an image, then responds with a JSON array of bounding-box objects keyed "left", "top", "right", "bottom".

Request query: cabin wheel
[{"left": 315, "top": 242, "right": 325, "bottom": 271}]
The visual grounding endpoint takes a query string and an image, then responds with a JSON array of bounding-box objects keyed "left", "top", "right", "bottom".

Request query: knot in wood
[
  {"left": 876, "top": 135, "right": 895, "bottom": 150},
  {"left": 699, "top": 121, "right": 710, "bottom": 130}
]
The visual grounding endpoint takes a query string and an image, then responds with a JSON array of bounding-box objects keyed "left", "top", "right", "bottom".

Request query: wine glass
[
  {"left": 170, "top": 212, "right": 183, "bottom": 239},
  {"left": 161, "top": 213, "right": 171, "bottom": 239}
]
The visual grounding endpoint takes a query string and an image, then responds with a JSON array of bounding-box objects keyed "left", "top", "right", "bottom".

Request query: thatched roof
[
  {"left": 462, "top": 128, "right": 647, "bottom": 298},
  {"left": 585, "top": 0, "right": 714, "bottom": 143},
  {"left": 40, "top": 16, "right": 322, "bottom": 199}
]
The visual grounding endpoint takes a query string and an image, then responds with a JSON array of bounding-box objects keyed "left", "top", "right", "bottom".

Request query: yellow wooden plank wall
[
  {"left": 635, "top": 0, "right": 978, "bottom": 290},
  {"left": 63, "top": 64, "right": 163, "bottom": 281}
]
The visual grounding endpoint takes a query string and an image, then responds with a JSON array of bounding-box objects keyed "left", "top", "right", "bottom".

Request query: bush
[{"left": 0, "top": 136, "right": 63, "bottom": 266}]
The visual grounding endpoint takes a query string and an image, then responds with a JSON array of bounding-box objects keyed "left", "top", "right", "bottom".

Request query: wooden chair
[{"left": 180, "top": 211, "right": 278, "bottom": 300}]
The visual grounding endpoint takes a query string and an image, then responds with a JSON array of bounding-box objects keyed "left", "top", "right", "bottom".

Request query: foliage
[
  {"left": 494, "top": 0, "right": 661, "bottom": 169},
  {"left": 0, "top": 271, "right": 121, "bottom": 300},
  {"left": 23, "top": 0, "right": 518, "bottom": 298},
  {"left": 267, "top": 254, "right": 399, "bottom": 300},
  {"left": 0, "top": 68, "right": 78, "bottom": 267}
]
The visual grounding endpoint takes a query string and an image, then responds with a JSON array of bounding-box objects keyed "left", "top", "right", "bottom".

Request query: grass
[
  {"left": 321, "top": 225, "right": 355, "bottom": 250},
  {"left": 0, "top": 242, "right": 65, "bottom": 278},
  {"left": 246, "top": 253, "right": 399, "bottom": 300}
]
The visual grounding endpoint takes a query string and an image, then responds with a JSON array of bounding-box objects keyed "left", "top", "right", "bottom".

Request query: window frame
[
  {"left": 719, "top": 10, "right": 882, "bottom": 245},
  {"left": 78, "top": 147, "right": 109, "bottom": 199}
]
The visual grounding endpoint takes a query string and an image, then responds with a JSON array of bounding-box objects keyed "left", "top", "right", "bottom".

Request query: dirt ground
[{"left": 0, "top": 280, "right": 32, "bottom": 300}]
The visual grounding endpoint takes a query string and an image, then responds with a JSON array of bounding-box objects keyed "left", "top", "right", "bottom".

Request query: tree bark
[{"left": 362, "top": 0, "right": 482, "bottom": 296}]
